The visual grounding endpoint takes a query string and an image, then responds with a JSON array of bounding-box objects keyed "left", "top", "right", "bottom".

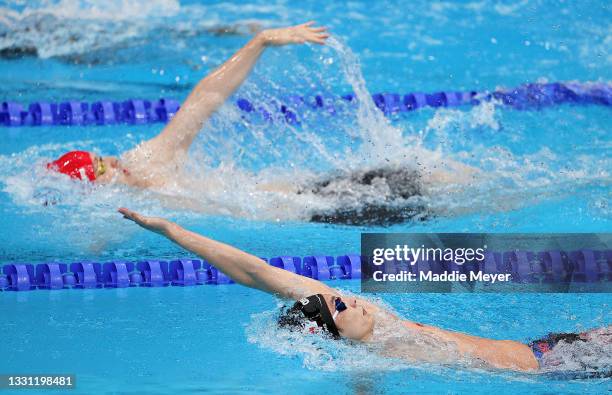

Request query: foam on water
[
  {"left": 0, "top": 0, "right": 179, "bottom": 58},
  {"left": 539, "top": 328, "right": 612, "bottom": 378},
  {"left": 0, "top": 0, "right": 274, "bottom": 59}
]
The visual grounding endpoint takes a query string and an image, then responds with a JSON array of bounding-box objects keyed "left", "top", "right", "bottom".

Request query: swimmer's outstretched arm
[
  {"left": 118, "top": 210, "right": 544, "bottom": 371},
  {"left": 118, "top": 208, "right": 335, "bottom": 300},
  {"left": 148, "top": 22, "right": 328, "bottom": 158}
]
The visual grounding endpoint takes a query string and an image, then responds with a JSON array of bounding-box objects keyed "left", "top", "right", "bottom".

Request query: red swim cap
[{"left": 47, "top": 150, "right": 96, "bottom": 181}]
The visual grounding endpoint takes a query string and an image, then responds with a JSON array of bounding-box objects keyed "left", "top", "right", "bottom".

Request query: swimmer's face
[
  {"left": 93, "top": 155, "right": 120, "bottom": 181},
  {"left": 324, "top": 294, "right": 375, "bottom": 341}
]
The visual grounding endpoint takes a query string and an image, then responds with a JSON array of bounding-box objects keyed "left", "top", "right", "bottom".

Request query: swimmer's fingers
[
  {"left": 309, "top": 34, "right": 329, "bottom": 45},
  {"left": 118, "top": 207, "right": 140, "bottom": 223},
  {"left": 261, "top": 22, "right": 328, "bottom": 46},
  {"left": 301, "top": 23, "right": 329, "bottom": 45},
  {"left": 120, "top": 208, "right": 153, "bottom": 230},
  {"left": 305, "top": 32, "right": 329, "bottom": 45},
  {"left": 118, "top": 207, "right": 168, "bottom": 234}
]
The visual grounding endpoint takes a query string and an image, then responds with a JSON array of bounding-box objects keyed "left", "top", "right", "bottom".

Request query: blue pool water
[{"left": 0, "top": 0, "right": 610, "bottom": 393}]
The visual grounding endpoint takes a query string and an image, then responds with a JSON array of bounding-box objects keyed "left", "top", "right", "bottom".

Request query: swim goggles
[
  {"left": 332, "top": 296, "right": 347, "bottom": 321},
  {"left": 95, "top": 156, "right": 106, "bottom": 177}
]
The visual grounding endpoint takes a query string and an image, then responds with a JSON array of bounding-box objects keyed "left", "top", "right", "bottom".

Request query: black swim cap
[{"left": 282, "top": 294, "right": 340, "bottom": 339}]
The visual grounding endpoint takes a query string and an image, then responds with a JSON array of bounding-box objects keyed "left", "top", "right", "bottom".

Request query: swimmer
[
  {"left": 45, "top": 21, "right": 479, "bottom": 226},
  {"left": 118, "top": 207, "right": 611, "bottom": 376},
  {"left": 46, "top": 22, "right": 330, "bottom": 189}
]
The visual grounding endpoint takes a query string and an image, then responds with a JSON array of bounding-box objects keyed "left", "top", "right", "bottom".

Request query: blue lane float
[
  {"left": 1, "top": 82, "right": 610, "bottom": 127},
  {"left": 0, "top": 98, "right": 181, "bottom": 127},
  {"left": 0, "top": 250, "right": 610, "bottom": 291}
]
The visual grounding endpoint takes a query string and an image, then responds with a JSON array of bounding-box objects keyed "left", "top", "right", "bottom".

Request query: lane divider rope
[
  {"left": 1, "top": 81, "right": 610, "bottom": 127},
  {"left": 1, "top": 249, "right": 610, "bottom": 291}
]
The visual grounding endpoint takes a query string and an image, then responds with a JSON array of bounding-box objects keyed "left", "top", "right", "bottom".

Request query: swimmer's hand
[
  {"left": 118, "top": 208, "right": 173, "bottom": 236},
  {"left": 260, "top": 21, "right": 329, "bottom": 46}
]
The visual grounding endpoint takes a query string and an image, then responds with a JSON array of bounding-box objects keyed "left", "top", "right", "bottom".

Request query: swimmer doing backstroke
[
  {"left": 118, "top": 207, "right": 611, "bottom": 376},
  {"left": 45, "top": 22, "right": 477, "bottom": 225},
  {"left": 47, "top": 22, "right": 330, "bottom": 189}
]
